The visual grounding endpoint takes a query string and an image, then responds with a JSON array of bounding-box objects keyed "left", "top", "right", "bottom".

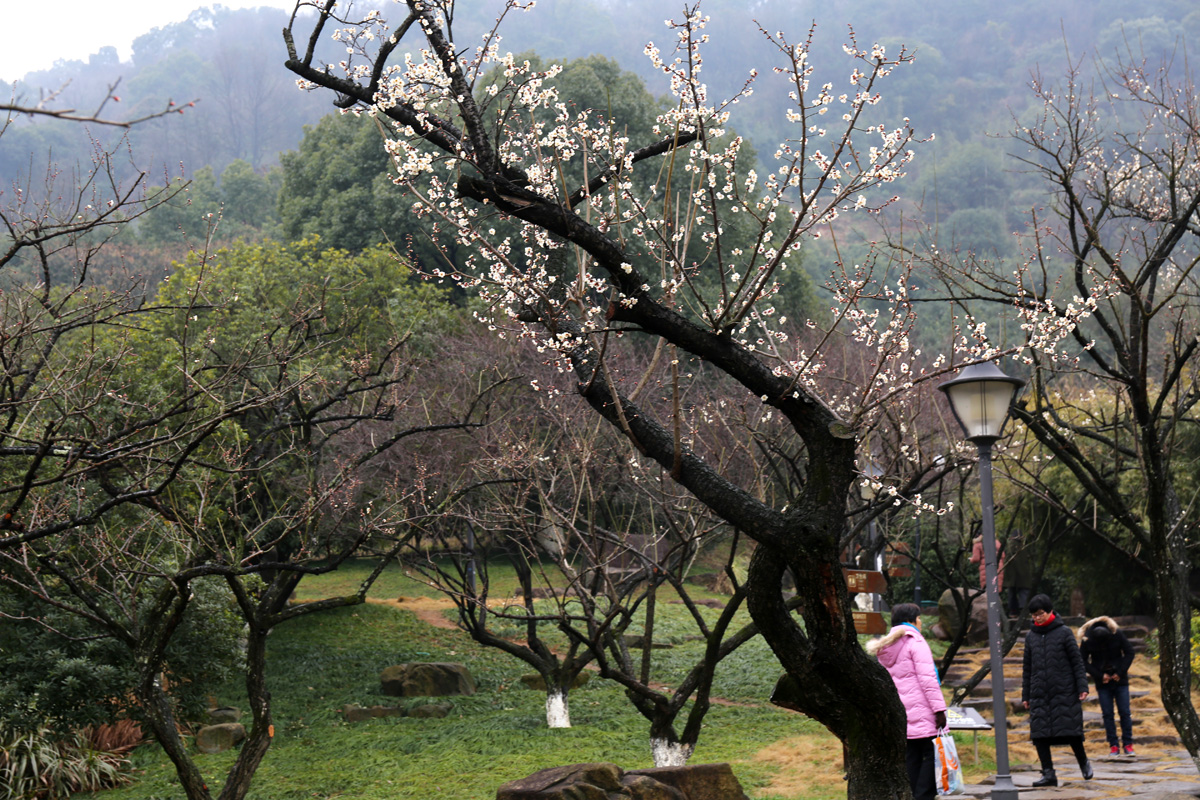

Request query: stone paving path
[
  {"left": 944, "top": 617, "right": 1199, "bottom": 799},
  {"left": 963, "top": 750, "right": 1200, "bottom": 798}
]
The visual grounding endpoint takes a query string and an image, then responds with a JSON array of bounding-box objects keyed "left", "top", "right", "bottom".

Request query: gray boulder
[
  {"left": 380, "top": 662, "right": 476, "bottom": 697},
  {"left": 628, "top": 764, "right": 750, "bottom": 800},
  {"left": 195, "top": 723, "right": 246, "bottom": 754},
  {"left": 520, "top": 672, "right": 592, "bottom": 691},
  {"left": 497, "top": 763, "right": 624, "bottom": 800},
  {"left": 496, "top": 762, "right": 748, "bottom": 800},
  {"left": 207, "top": 706, "right": 241, "bottom": 724},
  {"left": 936, "top": 588, "right": 988, "bottom": 643}
]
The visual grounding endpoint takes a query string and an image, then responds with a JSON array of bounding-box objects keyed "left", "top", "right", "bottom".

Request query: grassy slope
[{"left": 90, "top": 560, "right": 872, "bottom": 800}]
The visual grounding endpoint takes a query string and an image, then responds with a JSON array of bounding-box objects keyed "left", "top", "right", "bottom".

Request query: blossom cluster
[{"left": 303, "top": 2, "right": 974, "bottom": 520}]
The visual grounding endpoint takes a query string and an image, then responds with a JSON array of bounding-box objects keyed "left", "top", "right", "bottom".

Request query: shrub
[{"left": 0, "top": 723, "right": 132, "bottom": 800}]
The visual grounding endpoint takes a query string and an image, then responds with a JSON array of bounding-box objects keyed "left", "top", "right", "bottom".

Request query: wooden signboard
[
  {"left": 844, "top": 569, "right": 887, "bottom": 594},
  {"left": 852, "top": 610, "right": 888, "bottom": 634}
]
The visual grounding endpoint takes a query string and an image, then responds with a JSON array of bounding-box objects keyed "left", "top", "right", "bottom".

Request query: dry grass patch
[{"left": 751, "top": 734, "right": 848, "bottom": 799}]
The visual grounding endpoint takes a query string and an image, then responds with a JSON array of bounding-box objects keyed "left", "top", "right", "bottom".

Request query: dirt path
[{"left": 368, "top": 595, "right": 459, "bottom": 629}]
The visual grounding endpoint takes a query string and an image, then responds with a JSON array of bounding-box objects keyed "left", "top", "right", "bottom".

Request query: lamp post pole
[
  {"left": 976, "top": 440, "right": 1018, "bottom": 800},
  {"left": 938, "top": 361, "right": 1024, "bottom": 800}
]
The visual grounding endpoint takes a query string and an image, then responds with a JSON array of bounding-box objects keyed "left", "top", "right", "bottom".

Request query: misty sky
[{"left": 0, "top": 1, "right": 299, "bottom": 83}]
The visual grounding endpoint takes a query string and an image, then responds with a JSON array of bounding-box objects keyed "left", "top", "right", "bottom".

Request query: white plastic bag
[{"left": 934, "top": 731, "right": 964, "bottom": 795}]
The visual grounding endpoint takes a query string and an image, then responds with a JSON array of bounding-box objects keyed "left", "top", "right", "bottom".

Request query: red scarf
[{"left": 1034, "top": 612, "right": 1057, "bottom": 627}]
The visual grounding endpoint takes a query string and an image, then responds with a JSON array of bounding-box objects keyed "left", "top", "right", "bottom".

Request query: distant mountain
[{"left": 5, "top": 0, "right": 1194, "bottom": 219}]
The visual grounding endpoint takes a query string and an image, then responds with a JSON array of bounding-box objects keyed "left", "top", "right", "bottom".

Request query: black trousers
[
  {"left": 906, "top": 736, "right": 937, "bottom": 800},
  {"left": 1034, "top": 737, "right": 1088, "bottom": 770}
]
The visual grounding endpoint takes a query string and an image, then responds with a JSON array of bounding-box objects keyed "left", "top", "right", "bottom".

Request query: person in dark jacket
[
  {"left": 1004, "top": 532, "right": 1035, "bottom": 616},
  {"left": 1022, "top": 594, "right": 1092, "bottom": 786},
  {"left": 1079, "top": 616, "right": 1136, "bottom": 755}
]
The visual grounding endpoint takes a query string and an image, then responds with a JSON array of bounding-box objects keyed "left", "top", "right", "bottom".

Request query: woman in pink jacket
[
  {"left": 970, "top": 534, "right": 1006, "bottom": 592},
  {"left": 867, "top": 603, "right": 948, "bottom": 800}
]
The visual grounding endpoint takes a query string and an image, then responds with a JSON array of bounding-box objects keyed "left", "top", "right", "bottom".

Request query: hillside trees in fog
[{"left": 4, "top": 6, "right": 330, "bottom": 189}]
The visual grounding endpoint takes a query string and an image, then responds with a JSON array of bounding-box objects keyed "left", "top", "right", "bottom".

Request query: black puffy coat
[{"left": 1022, "top": 615, "right": 1088, "bottom": 740}]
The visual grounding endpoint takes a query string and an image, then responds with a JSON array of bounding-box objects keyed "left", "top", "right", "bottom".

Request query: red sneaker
[
  {"left": 1110, "top": 745, "right": 1120, "bottom": 755},
  {"left": 1123, "top": 745, "right": 1135, "bottom": 756}
]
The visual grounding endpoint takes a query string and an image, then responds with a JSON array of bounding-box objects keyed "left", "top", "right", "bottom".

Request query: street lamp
[{"left": 939, "top": 361, "right": 1025, "bottom": 800}]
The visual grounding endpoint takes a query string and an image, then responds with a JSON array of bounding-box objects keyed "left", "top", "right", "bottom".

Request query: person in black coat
[
  {"left": 1004, "top": 531, "right": 1035, "bottom": 616},
  {"left": 1079, "top": 616, "right": 1136, "bottom": 755},
  {"left": 1021, "top": 594, "right": 1092, "bottom": 786}
]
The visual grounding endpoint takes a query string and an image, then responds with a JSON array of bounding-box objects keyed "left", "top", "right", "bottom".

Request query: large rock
[
  {"left": 519, "top": 672, "right": 591, "bottom": 691},
  {"left": 936, "top": 588, "right": 989, "bottom": 643},
  {"left": 195, "top": 723, "right": 246, "bottom": 754},
  {"left": 207, "top": 706, "right": 242, "bottom": 724},
  {"left": 496, "top": 762, "right": 748, "bottom": 800},
  {"left": 628, "top": 764, "right": 750, "bottom": 800},
  {"left": 497, "top": 763, "right": 624, "bottom": 800},
  {"left": 380, "top": 662, "right": 476, "bottom": 697}
]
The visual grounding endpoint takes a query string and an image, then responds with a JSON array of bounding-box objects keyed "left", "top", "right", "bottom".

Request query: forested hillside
[
  {"left": 5, "top": 0, "right": 1195, "bottom": 328},
  {"left": 3, "top": 6, "right": 331, "bottom": 184},
  {"left": 6, "top": 0, "right": 1195, "bottom": 189}
]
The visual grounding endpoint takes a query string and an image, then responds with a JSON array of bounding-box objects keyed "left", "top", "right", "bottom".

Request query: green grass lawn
[{"left": 83, "top": 561, "right": 997, "bottom": 800}]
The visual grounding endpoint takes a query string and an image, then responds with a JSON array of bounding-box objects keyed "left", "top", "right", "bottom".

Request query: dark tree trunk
[
  {"left": 218, "top": 619, "right": 275, "bottom": 800},
  {"left": 1147, "top": 489, "right": 1200, "bottom": 771},
  {"left": 129, "top": 581, "right": 215, "bottom": 800},
  {"left": 748, "top": 540, "right": 911, "bottom": 800},
  {"left": 136, "top": 669, "right": 214, "bottom": 800}
]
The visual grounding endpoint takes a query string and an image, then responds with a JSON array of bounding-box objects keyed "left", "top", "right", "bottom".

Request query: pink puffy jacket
[{"left": 867, "top": 624, "right": 947, "bottom": 739}]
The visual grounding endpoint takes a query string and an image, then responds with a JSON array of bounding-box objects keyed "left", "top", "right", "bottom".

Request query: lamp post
[{"left": 939, "top": 362, "right": 1025, "bottom": 800}]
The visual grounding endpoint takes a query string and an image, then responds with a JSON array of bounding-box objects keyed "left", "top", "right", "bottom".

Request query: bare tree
[
  {"left": 1, "top": 79, "right": 185, "bottom": 129},
  {"left": 410, "top": 372, "right": 776, "bottom": 765}
]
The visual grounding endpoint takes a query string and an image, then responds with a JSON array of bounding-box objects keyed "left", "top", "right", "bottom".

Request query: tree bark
[
  {"left": 748, "top": 540, "right": 911, "bottom": 800},
  {"left": 1147, "top": 486, "right": 1200, "bottom": 769},
  {"left": 217, "top": 617, "right": 275, "bottom": 800},
  {"left": 137, "top": 669, "right": 214, "bottom": 800}
]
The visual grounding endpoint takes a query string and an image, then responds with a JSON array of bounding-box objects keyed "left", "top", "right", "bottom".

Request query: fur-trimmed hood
[
  {"left": 866, "top": 623, "right": 914, "bottom": 656},
  {"left": 1077, "top": 614, "right": 1134, "bottom": 686},
  {"left": 1078, "top": 615, "right": 1118, "bottom": 644}
]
